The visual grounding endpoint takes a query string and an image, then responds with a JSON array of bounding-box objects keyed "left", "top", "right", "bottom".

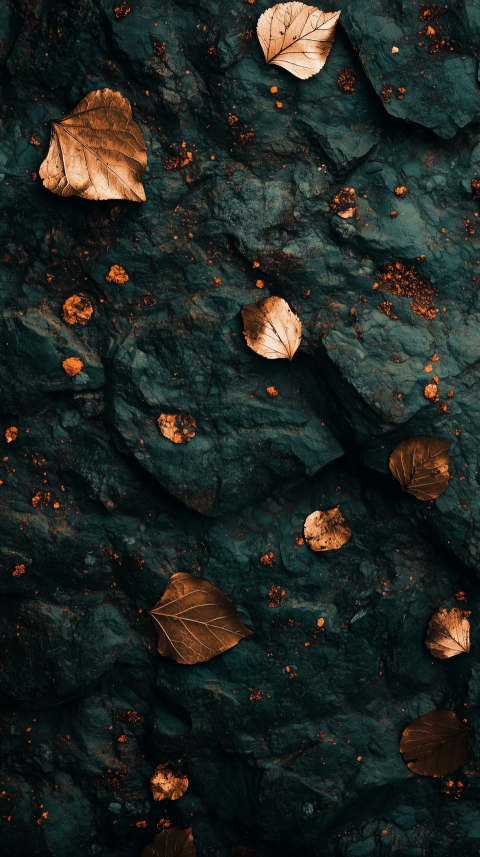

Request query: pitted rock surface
[{"left": 2, "top": 2, "right": 480, "bottom": 856}]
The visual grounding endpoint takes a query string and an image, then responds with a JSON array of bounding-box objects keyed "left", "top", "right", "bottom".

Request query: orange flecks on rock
[
  {"left": 249, "top": 688, "right": 264, "bottom": 700},
  {"left": 260, "top": 551, "right": 275, "bottom": 567},
  {"left": 357, "top": 756, "right": 362, "bottom": 761},
  {"left": 381, "top": 82, "right": 393, "bottom": 103},
  {"left": 337, "top": 66, "right": 356, "bottom": 93},
  {"left": 62, "top": 294, "right": 93, "bottom": 326},
  {"left": 157, "top": 413, "right": 196, "bottom": 444},
  {"left": 376, "top": 300, "right": 397, "bottom": 319},
  {"left": 390, "top": 210, "right": 398, "bottom": 218},
  {"left": 268, "top": 585, "right": 285, "bottom": 608},
  {"left": 136, "top": 821, "right": 147, "bottom": 828},
  {"left": 471, "top": 178, "right": 480, "bottom": 200},
  {"left": 117, "top": 734, "right": 128, "bottom": 743},
  {"left": 270, "top": 86, "right": 278, "bottom": 93},
  {"left": 32, "top": 491, "right": 51, "bottom": 509},
  {"left": 424, "top": 364, "right": 433, "bottom": 373},
  {"left": 114, "top": 2, "right": 131, "bottom": 19},
  {"left": 213, "top": 277, "right": 222, "bottom": 286},
  {"left": 105, "top": 265, "right": 129, "bottom": 284},
  {"left": 317, "top": 617, "right": 325, "bottom": 628},
  {"left": 143, "top": 292, "right": 156, "bottom": 306},
  {"left": 455, "top": 591, "right": 468, "bottom": 603},
  {"left": 276, "top": 101, "right": 283, "bottom": 108},
  {"left": 424, "top": 382, "right": 438, "bottom": 400},
  {"left": 431, "top": 354, "right": 439, "bottom": 361},
  {"left": 394, "top": 186, "right": 407, "bottom": 198},
  {"left": 63, "top": 357, "right": 83, "bottom": 377},
  {"left": 295, "top": 536, "right": 304, "bottom": 548},
  {"left": 447, "top": 390, "right": 454, "bottom": 398},
  {"left": 5, "top": 427, "right": 18, "bottom": 443},
  {"left": 266, "top": 386, "right": 278, "bottom": 397},
  {"left": 285, "top": 666, "right": 297, "bottom": 678},
  {"left": 392, "top": 46, "right": 399, "bottom": 53},
  {"left": 13, "top": 564, "right": 25, "bottom": 577},
  {"left": 331, "top": 187, "right": 356, "bottom": 218},
  {"left": 375, "top": 260, "right": 437, "bottom": 319},
  {"left": 253, "top": 261, "right": 260, "bottom": 268},
  {"left": 396, "top": 87, "right": 406, "bottom": 99}
]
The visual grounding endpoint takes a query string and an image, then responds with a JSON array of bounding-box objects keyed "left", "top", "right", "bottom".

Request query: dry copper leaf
[
  {"left": 63, "top": 357, "right": 84, "bottom": 377},
  {"left": 148, "top": 572, "right": 252, "bottom": 665},
  {"left": 242, "top": 296, "right": 301, "bottom": 360},
  {"left": 142, "top": 827, "right": 196, "bottom": 857},
  {"left": 425, "top": 608, "right": 470, "bottom": 660},
  {"left": 389, "top": 435, "right": 450, "bottom": 501},
  {"left": 39, "top": 89, "right": 147, "bottom": 202},
  {"left": 151, "top": 764, "right": 189, "bottom": 802},
  {"left": 399, "top": 709, "right": 471, "bottom": 777},
  {"left": 157, "top": 413, "right": 196, "bottom": 444},
  {"left": 5, "top": 427, "right": 18, "bottom": 443},
  {"left": 257, "top": 3, "right": 341, "bottom": 80},
  {"left": 304, "top": 508, "right": 351, "bottom": 551},
  {"left": 62, "top": 294, "right": 93, "bottom": 326}
]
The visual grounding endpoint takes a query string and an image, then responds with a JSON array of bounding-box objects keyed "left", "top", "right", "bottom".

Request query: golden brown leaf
[
  {"left": 62, "top": 294, "right": 93, "bottom": 326},
  {"left": 62, "top": 357, "right": 84, "bottom": 377},
  {"left": 242, "top": 296, "right": 301, "bottom": 360},
  {"left": 39, "top": 89, "right": 147, "bottom": 202},
  {"left": 389, "top": 435, "right": 450, "bottom": 501},
  {"left": 151, "top": 764, "right": 189, "bottom": 802},
  {"left": 5, "top": 427, "right": 18, "bottom": 443},
  {"left": 399, "top": 709, "right": 471, "bottom": 777},
  {"left": 148, "top": 572, "right": 252, "bottom": 665},
  {"left": 257, "top": 3, "right": 341, "bottom": 80},
  {"left": 425, "top": 608, "right": 470, "bottom": 660},
  {"left": 106, "top": 265, "right": 129, "bottom": 284},
  {"left": 142, "top": 827, "right": 196, "bottom": 857},
  {"left": 157, "top": 413, "right": 196, "bottom": 444},
  {"left": 304, "top": 507, "right": 351, "bottom": 551}
]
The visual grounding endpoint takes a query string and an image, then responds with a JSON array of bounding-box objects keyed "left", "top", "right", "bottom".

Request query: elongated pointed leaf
[{"left": 149, "top": 573, "right": 252, "bottom": 665}]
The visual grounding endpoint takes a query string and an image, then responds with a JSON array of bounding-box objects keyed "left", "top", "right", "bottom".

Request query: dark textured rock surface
[{"left": 2, "top": 1, "right": 480, "bottom": 855}]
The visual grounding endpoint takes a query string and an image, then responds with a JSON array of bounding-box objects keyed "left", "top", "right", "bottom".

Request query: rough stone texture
[{"left": 2, "top": 1, "right": 480, "bottom": 855}]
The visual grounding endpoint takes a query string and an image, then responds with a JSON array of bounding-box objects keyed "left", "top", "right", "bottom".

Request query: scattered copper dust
[
  {"left": 337, "top": 67, "right": 356, "bottom": 93},
  {"left": 441, "top": 779, "right": 468, "bottom": 799},
  {"left": 295, "top": 536, "right": 304, "bottom": 548},
  {"left": 136, "top": 821, "right": 147, "bottom": 828},
  {"left": 375, "top": 260, "right": 438, "bottom": 319},
  {"left": 471, "top": 179, "right": 480, "bottom": 200},
  {"left": 151, "top": 764, "right": 189, "bottom": 802},
  {"left": 285, "top": 666, "right": 297, "bottom": 678},
  {"left": 419, "top": 4, "right": 455, "bottom": 53},
  {"left": 376, "top": 300, "right": 398, "bottom": 320},
  {"left": 268, "top": 585, "right": 285, "bottom": 608},
  {"left": 381, "top": 83, "right": 393, "bottom": 103},
  {"left": 143, "top": 292, "right": 157, "bottom": 306},
  {"left": 5, "top": 427, "right": 18, "bottom": 443},
  {"left": 260, "top": 551, "right": 275, "bottom": 567},
  {"left": 465, "top": 219, "right": 476, "bottom": 236},
  {"left": 157, "top": 413, "right": 196, "bottom": 444},
  {"left": 114, "top": 2, "right": 131, "bottom": 19},
  {"left": 390, "top": 211, "right": 398, "bottom": 218},
  {"left": 13, "top": 564, "right": 25, "bottom": 577},
  {"left": 249, "top": 688, "right": 264, "bottom": 700},
  {"left": 62, "top": 294, "right": 93, "bottom": 326},
  {"left": 397, "top": 87, "right": 406, "bottom": 99},
  {"left": 424, "top": 382, "right": 438, "bottom": 400},
  {"left": 266, "top": 386, "right": 278, "bottom": 397},
  {"left": 455, "top": 591, "right": 468, "bottom": 603},
  {"left": 62, "top": 357, "right": 84, "bottom": 377},
  {"left": 395, "top": 186, "right": 408, "bottom": 198},
  {"left": 32, "top": 491, "right": 51, "bottom": 509},
  {"left": 331, "top": 187, "right": 356, "bottom": 218},
  {"left": 106, "top": 265, "right": 129, "bottom": 284}
]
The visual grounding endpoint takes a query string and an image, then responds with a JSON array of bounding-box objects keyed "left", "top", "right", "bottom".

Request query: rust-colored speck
[
  {"left": 32, "top": 491, "right": 51, "bottom": 509},
  {"left": 295, "top": 536, "right": 304, "bottom": 548},
  {"left": 396, "top": 87, "right": 406, "bottom": 99},
  {"left": 13, "top": 564, "right": 25, "bottom": 577},
  {"left": 62, "top": 357, "right": 83, "bottom": 377},
  {"left": 154, "top": 40, "right": 166, "bottom": 58},
  {"left": 266, "top": 386, "right": 278, "bottom": 397},
  {"left": 106, "top": 265, "right": 129, "bottom": 284},
  {"left": 5, "top": 427, "right": 18, "bottom": 443},
  {"left": 62, "top": 294, "right": 93, "bottom": 326},
  {"left": 424, "top": 382, "right": 438, "bottom": 400},
  {"left": 465, "top": 219, "right": 476, "bottom": 235},
  {"left": 114, "top": 3, "right": 131, "bottom": 19},
  {"left": 136, "top": 820, "right": 147, "bottom": 827},
  {"left": 285, "top": 666, "right": 297, "bottom": 678},
  {"left": 117, "top": 734, "right": 128, "bottom": 743},
  {"left": 249, "top": 688, "right": 264, "bottom": 700},
  {"left": 376, "top": 300, "right": 398, "bottom": 319},
  {"left": 375, "top": 260, "right": 437, "bottom": 319},
  {"left": 381, "top": 83, "right": 393, "bottom": 103},
  {"left": 395, "top": 186, "right": 408, "bottom": 198},
  {"left": 317, "top": 617, "right": 325, "bottom": 628},
  {"left": 455, "top": 591, "right": 468, "bottom": 603},
  {"left": 471, "top": 179, "right": 480, "bottom": 200},
  {"left": 331, "top": 187, "right": 356, "bottom": 218},
  {"left": 261, "top": 551, "right": 275, "bottom": 567},
  {"left": 337, "top": 67, "right": 356, "bottom": 93},
  {"left": 268, "top": 585, "right": 285, "bottom": 608}
]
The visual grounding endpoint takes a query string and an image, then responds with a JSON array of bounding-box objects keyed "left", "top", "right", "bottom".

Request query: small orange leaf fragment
[
  {"left": 304, "top": 508, "right": 351, "bottom": 552},
  {"left": 62, "top": 357, "right": 83, "bottom": 377},
  {"left": 151, "top": 764, "right": 189, "bottom": 801}
]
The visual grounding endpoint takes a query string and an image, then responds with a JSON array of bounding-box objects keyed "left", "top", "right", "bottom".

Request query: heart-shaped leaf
[
  {"left": 304, "top": 508, "right": 351, "bottom": 551},
  {"left": 425, "top": 608, "right": 470, "bottom": 660},
  {"left": 142, "top": 827, "right": 196, "bottom": 857},
  {"left": 40, "top": 89, "right": 147, "bottom": 201},
  {"left": 389, "top": 435, "right": 450, "bottom": 500},
  {"left": 399, "top": 709, "right": 471, "bottom": 777},
  {"left": 148, "top": 573, "right": 252, "bottom": 665},
  {"left": 242, "top": 296, "right": 301, "bottom": 360},
  {"left": 257, "top": 3, "right": 341, "bottom": 80}
]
